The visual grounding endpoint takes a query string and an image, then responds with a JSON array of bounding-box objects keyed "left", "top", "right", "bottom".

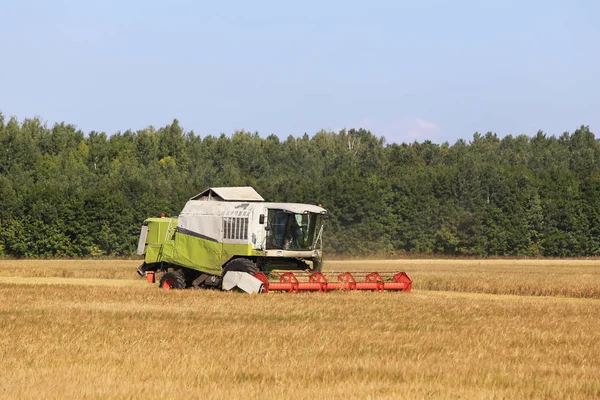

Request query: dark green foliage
[{"left": 0, "top": 113, "right": 598, "bottom": 257}]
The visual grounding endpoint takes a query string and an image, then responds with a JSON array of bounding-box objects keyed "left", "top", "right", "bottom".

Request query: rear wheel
[
  {"left": 159, "top": 271, "right": 186, "bottom": 290},
  {"left": 221, "top": 258, "right": 258, "bottom": 276}
]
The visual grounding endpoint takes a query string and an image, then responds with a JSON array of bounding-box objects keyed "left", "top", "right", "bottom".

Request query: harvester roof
[
  {"left": 184, "top": 187, "right": 327, "bottom": 215},
  {"left": 190, "top": 187, "right": 264, "bottom": 202}
]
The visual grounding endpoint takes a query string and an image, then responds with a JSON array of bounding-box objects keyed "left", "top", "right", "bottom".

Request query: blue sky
[{"left": 1, "top": 0, "right": 598, "bottom": 144}]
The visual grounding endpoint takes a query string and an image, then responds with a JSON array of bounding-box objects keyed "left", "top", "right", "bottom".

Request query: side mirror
[{"left": 259, "top": 214, "right": 265, "bottom": 224}]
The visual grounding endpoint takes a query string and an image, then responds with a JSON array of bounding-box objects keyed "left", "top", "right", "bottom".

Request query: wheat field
[{"left": 1, "top": 259, "right": 599, "bottom": 399}]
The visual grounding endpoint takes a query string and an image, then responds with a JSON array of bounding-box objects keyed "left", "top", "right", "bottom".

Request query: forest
[{"left": 0, "top": 111, "right": 598, "bottom": 258}]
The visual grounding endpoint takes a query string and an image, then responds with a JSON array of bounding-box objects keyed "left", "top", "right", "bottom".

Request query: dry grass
[{"left": 1, "top": 259, "right": 599, "bottom": 399}]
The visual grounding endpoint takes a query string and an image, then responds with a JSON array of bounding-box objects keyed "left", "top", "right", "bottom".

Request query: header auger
[
  {"left": 137, "top": 187, "right": 412, "bottom": 294},
  {"left": 254, "top": 271, "right": 412, "bottom": 293}
]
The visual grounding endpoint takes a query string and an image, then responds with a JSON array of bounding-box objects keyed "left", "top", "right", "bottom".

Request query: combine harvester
[{"left": 136, "top": 187, "right": 411, "bottom": 294}]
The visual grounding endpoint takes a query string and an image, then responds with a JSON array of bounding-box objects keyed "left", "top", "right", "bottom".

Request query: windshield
[{"left": 266, "top": 209, "right": 322, "bottom": 250}]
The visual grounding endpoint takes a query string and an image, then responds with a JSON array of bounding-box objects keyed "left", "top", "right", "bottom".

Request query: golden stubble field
[{"left": 1, "top": 259, "right": 599, "bottom": 399}]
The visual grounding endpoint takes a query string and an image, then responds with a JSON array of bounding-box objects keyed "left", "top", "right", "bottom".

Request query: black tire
[
  {"left": 221, "top": 258, "right": 258, "bottom": 276},
  {"left": 159, "top": 271, "right": 186, "bottom": 290}
]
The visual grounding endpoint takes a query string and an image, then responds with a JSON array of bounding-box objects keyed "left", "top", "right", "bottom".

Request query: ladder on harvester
[{"left": 156, "top": 218, "right": 177, "bottom": 263}]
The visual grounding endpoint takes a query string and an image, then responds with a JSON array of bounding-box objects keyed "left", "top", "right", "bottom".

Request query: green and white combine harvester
[{"left": 137, "top": 187, "right": 411, "bottom": 294}]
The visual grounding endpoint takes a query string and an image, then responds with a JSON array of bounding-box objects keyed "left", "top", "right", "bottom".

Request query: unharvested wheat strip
[
  {"left": 417, "top": 289, "right": 600, "bottom": 304},
  {"left": 0, "top": 259, "right": 141, "bottom": 269},
  {"left": 0, "top": 276, "right": 148, "bottom": 287},
  {"left": 1, "top": 276, "right": 597, "bottom": 306}
]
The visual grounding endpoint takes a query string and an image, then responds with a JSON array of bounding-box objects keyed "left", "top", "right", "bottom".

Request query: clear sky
[{"left": 1, "top": 0, "right": 598, "bottom": 145}]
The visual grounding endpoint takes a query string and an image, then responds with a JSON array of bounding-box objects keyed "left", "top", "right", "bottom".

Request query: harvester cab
[{"left": 137, "top": 187, "right": 411, "bottom": 294}]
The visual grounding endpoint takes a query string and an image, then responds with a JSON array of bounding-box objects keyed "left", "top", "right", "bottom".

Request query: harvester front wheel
[
  {"left": 160, "top": 271, "right": 186, "bottom": 290},
  {"left": 222, "top": 258, "right": 259, "bottom": 276}
]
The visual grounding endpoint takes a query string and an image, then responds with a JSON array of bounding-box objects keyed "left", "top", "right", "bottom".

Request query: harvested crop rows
[{"left": 1, "top": 259, "right": 599, "bottom": 399}]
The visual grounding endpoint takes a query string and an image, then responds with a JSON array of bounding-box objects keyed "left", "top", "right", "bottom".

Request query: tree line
[{"left": 1, "top": 111, "right": 598, "bottom": 258}]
